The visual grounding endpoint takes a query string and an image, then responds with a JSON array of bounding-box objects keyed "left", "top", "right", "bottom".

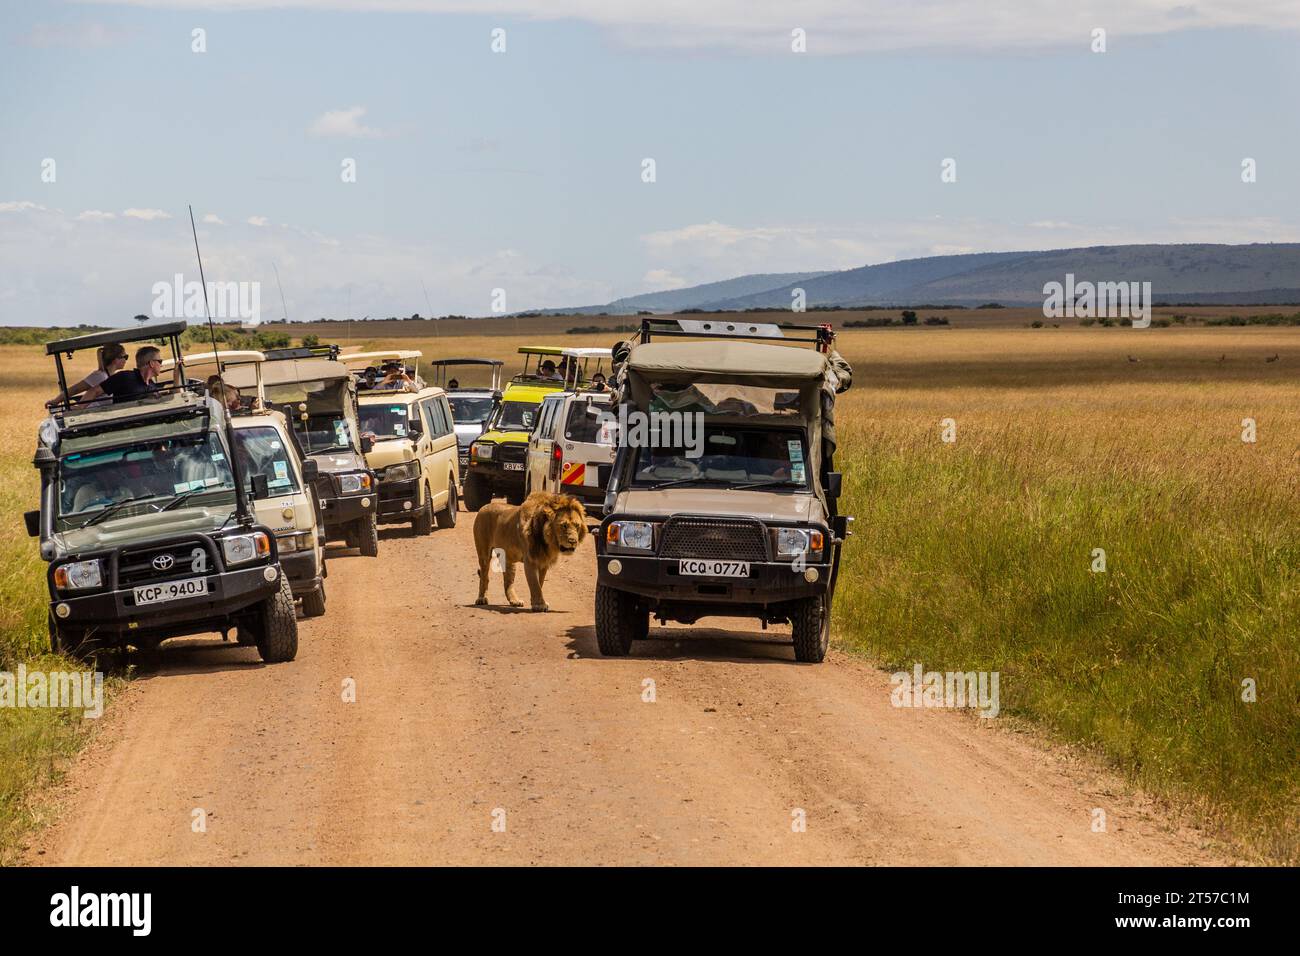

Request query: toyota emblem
[{"left": 152, "top": 554, "right": 175, "bottom": 571}]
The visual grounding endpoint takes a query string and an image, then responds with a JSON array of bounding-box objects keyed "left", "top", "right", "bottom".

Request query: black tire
[
  {"left": 463, "top": 473, "right": 490, "bottom": 512},
  {"left": 254, "top": 574, "right": 299, "bottom": 664},
  {"left": 412, "top": 484, "right": 434, "bottom": 535},
  {"left": 435, "top": 481, "right": 458, "bottom": 529},
  {"left": 356, "top": 516, "right": 379, "bottom": 557},
  {"left": 49, "top": 616, "right": 96, "bottom": 661},
  {"left": 594, "top": 584, "right": 646, "bottom": 656},
  {"left": 343, "top": 524, "right": 358, "bottom": 549},
  {"left": 300, "top": 580, "right": 327, "bottom": 618},
  {"left": 790, "top": 594, "right": 830, "bottom": 663},
  {"left": 235, "top": 627, "right": 257, "bottom": 646}
]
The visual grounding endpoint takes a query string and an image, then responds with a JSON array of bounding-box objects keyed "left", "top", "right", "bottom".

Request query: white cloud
[
  {"left": 122, "top": 208, "right": 171, "bottom": 221},
  {"left": 641, "top": 269, "right": 687, "bottom": 290},
  {"left": 0, "top": 203, "right": 612, "bottom": 324},
  {"left": 246, "top": 216, "right": 270, "bottom": 227},
  {"left": 76, "top": 210, "right": 117, "bottom": 221},
  {"left": 74, "top": 2, "right": 1300, "bottom": 53},
  {"left": 309, "top": 106, "right": 384, "bottom": 139},
  {"left": 202, "top": 213, "right": 225, "bottom": 225},
  {"left": 0, "top": 201, "right": 45, "bottom": 214},
  {"left": 22, "top": 21, "right": 131, "bottom": 49}
]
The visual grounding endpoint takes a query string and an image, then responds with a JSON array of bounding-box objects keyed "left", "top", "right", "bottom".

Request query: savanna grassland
[{"left": 1, "top": 312, "right": 1297, "bottom": 862}]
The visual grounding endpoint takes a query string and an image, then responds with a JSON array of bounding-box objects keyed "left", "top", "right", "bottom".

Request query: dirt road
[{"left": 28, "top": 518, "right": 1224, "bottom": 866}]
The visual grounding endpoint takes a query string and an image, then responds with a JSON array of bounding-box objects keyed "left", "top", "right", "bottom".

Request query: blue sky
[{"left": 2, "top": 1, "right": 1298, "bottom": 324}]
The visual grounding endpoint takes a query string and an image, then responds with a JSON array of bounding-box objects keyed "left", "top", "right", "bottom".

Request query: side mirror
[
  {"left": 408, "top": 418, "right": 423, "bottom": 438},
  {"left": 250, "top": 474, "right": 270, "bottom": 500},
  {"left": 361, "top": 435, "right": 374, "bottom": 454},
  {"left": 825, "top": 471, "right": 843, "bottom": 499},
  {"left": 24, "top": 510, "right": 40, "bottom": 538},
  {"left": 300, "top": 459, "right": 319, "bottom": 482}
]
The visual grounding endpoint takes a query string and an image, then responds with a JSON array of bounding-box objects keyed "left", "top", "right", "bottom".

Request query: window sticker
[
  {"left": 334, "top": 421, "right": 348, "bottom": 446},
  {"left": 203, "top": 476, "right": 221, "bottom": 487},
  {"left": 173, "top": 481, "right": 189, "bottom": 494},
  {"left": 273, "top": 460, "right": 289, "bottom": 482},
  {"left": 269, "top": 440, "right": 281, "bottom": 450},
  {"left": 211, "top": 452, "right": 226, "bottom": 462},
  {"left": 791, "top": 463, "right": 806, "bottom": 484},
  {"left": 788, "top": 440, "right": 803, "bottom": 463}
]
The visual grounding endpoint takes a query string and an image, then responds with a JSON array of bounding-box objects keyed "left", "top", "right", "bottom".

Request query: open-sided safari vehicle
[
  {"left": 28, "top": 322, "right": 299, "bottom": 663},
  {"left": 596, "top": 318, "right": 852, "bottom": 662},
  {"left": 225, "top": 345, "right": 380, "bottom": 557}
]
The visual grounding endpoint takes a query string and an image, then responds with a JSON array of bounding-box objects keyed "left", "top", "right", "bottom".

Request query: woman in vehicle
[{"left": 46, "top": 342, "right": 127, "bottom": 408}]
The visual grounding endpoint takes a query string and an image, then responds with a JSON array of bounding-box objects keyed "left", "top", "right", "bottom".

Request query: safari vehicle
[
  {"left": 429, "top": 358, "right": 504, "bottom": 479},
  {"left": 525, "top": 389, "right": 615, "bottom": 514},
  {"left": 224, "top": 346, "right": 379, "bottom": 557},
  {"left": 465, "top": 346, "right": 610, "bottom": 510},
  {"left": 345, "top": 350, "right": 461, "bottom": 533},
  {"left": 595, "top": 318, "right": 852, "bottom": 663},
  {"left": 27, "top": 322, "right": 299, "bottom": 663},
  {"left": 162, "top": 350, "right": 327, "bottom": 616}
]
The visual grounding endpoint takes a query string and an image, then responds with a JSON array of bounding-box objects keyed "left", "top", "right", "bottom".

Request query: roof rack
[
  {"left": 639, "top": 317, "right": 835, "bottom": 352},
  {"left": 262, "top": 344, "right": 341, "bottom": 362}
]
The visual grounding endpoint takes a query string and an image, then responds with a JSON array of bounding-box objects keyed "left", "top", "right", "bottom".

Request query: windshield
[
  {"left": 566, "top": 401, "right": 615, "bottom": 445},
  {"left": 233, "top": 426, "right": 301, "bottom": 494},
  {"left": 58, "top": 431, "right": 236, "bottom": 526},
  {"left": 492, "top": 399, "right": 539, "bottom": 432},
  {"left": 291, "top": 413, "right": 357, "bottom": 454},
  {"left": 448, "top": 396, "right": 494, "bottom": 424},
  {"left": 633, "top": 426, "right": 810, "bottom": 488},
  {"left": 359, "top": 403, "right": 411, "bottom": 440}
]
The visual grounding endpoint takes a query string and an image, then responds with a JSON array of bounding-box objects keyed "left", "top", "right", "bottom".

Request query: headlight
[
  {"left": 606, "top": 520, "right": 654, "bottom": 551},
  {"left": 339, "top": 473, "right": 373, "bottom": 494},
  {"left": 275, "top": 531, "right": 314, "bottom": 554},
  {"left": 472, "top": 442, "right": 494, "bottom": 461},
  {"left": 774, "top": 527, "right": 824, "bottom": 557},
  {"left": 222, "top": 532, "right": 271, "bottom": 565},
  {"left": 54, "top": 559, "right": 102, "bottom": 590},
  {"left": 383, "top": 461, "right": 419, "bottom": 483}
]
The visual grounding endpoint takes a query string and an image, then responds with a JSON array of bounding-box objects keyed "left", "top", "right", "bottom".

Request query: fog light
[
  {"left": 55, "top": 602, "right": 71, "bottom": 619},
  {"left": 263, "top": 566, "right": 278, "bottom": 583},
  {"left": 402, "top": 500, "right": 412, "bottom": 511},
  {"left": 361, "top": 497, "right": 372, "bottom": 508},
  {"left": 803, "top": 567, "right": 819, "bottom": 583},
  {"left": 607, "top": 559, "right": 623, "bottom": 576}
]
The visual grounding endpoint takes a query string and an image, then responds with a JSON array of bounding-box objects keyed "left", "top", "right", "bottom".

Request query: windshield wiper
[
  {"left": 84, "top": 494, "right": 162, "bottom": 526},
  {"left": 645, "top": 476, "right": 710, "bottom": 490},
  {"left": 159, "top": 487, "right": 218, "bottom": 512},
  {"left": 731, "top": 478, "right": 803, "bottom": 490}
]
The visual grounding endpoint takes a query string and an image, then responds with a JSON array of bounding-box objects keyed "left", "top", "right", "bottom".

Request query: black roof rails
[
  {"left": 262, "top": 344, "right": 340, "bottom": 362},
  {"left": 45, "top": 320, "right": 189, "bottom": 356},
  {"left": 638, "top": 317, "right": 835, "bottom": 352}
]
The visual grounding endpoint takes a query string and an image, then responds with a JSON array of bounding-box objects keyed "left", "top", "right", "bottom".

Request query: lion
[{"left": 473, "top": 491, "right": 588, "bottom": 611}]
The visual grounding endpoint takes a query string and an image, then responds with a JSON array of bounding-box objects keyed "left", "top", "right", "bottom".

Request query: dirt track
[{"left": 28, "top": 517, "right": 1225, "bottom": 866}]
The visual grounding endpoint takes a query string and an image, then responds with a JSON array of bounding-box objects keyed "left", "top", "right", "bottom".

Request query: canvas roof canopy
[{"left": 625, "top": 340, "right": 830, "bottom": 389}]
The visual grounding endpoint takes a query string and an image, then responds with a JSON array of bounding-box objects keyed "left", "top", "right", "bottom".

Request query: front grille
[
  {"left": 658, "top": 517, "right": 768, "bottom": 562},
  {"left": 118, "top": 539, "right": 215, "bottom": 587},
  {"left": 497, "top": 442, "right": 528, "bottom": 464}
]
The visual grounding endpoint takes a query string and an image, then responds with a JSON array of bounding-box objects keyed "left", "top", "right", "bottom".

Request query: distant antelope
[
  {"left": 1127, "top": 355, "right": 1140, "bottom": 363},
  {"left": 1218, "top": 354, "right": 1226, "bottom": 363},
  {"left": 1266, "top": 353, "right": 1280, "bottom": 363}
]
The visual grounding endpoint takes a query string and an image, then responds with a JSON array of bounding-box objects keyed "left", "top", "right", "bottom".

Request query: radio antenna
[
  {"left": 188, "top": 205, "right": 223, "bottom": 374},
  {"left": 272, "top": 261, "right": 289, "bottom": 324},
  {"left": 421, "top": 279, "right": 437, "bottom": 340}
]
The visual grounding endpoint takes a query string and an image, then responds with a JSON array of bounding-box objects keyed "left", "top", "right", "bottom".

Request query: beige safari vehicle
[
  {"left": 346, "top": 350, "right": 461, "bottom": 534},
  {"left": 597, "top": 318, "right": 853, "bottom": 662},
  {"left": 163, "top": 350, "right": 328, "bottom": 617}
]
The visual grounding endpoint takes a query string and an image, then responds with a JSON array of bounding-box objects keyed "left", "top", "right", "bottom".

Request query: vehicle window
[
  {"left": 234, "top": 426, "right": 301, "bottom": 494},
  {"left": 492, "top": 400, "right": 538, "bottom": 432},
  {"left": 565, "top": 400, "right": 615, "bottom": 445},
  {"left": 632, "top": 426, "right": 810, "bottom": 488},
  {"left": 359, "top": 403, "right": 409, "bottom": 440},
  {"left": 438, "top": 398, "right": 455, "bottom": 437},
  {"left": 419, "top": 398, "right": 443, "bottom": 438},
  {"left": 649, "top": 383, "right": 801, "bottom": 416},
  {"left": 448, "top": 396, "right": 493, "bottom": 424},
  {"left": 57, "top": 431, "right": 236, "bottom": 525}
]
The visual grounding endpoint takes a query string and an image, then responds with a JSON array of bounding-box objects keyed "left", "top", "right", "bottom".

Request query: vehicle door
[
  {"left": 417, "top": 394, "right": 458, "bottom": 508},
  {"left": 528, "top": 395, "right": 563, "bottom": 492}
]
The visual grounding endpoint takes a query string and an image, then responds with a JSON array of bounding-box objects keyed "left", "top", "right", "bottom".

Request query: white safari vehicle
[
  {"left": 524, "top": 388, "right": 616, "bottom": 513},
  {"left": 345, "top": 350, "right": 461, "bottom": 534}
]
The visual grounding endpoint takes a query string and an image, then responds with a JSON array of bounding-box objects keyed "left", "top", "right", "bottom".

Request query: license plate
[
  {"left": 679, "top": 559, "right": 750, "bottom": 578},
  {"left": 133, "top": 576, "right": 209, "bottom": 606},
  {"left": 503, "top": 462, "right": 524, "bottom": 471},
  {"left": 459, "top": 454, "right": 469, "bottom": 466}
]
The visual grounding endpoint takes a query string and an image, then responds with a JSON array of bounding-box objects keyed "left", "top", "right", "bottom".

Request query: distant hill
[{"left": 545, "top": 243, "right": 1300, "bottom": 314}]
